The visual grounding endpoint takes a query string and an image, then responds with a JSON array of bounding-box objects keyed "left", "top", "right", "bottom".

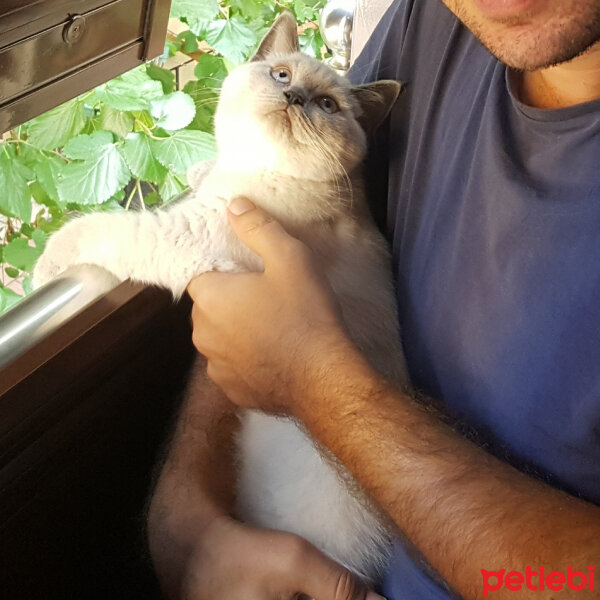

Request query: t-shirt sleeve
[{"left": 348, "top": 0, "right": 415, "bottom": 86}]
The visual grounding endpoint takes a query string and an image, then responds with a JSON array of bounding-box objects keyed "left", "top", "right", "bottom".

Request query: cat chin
[{"left": 215, "top": 119, "right": 361, "bottom": 184}]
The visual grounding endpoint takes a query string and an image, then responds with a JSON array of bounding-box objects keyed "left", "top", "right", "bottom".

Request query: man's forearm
[
  {"left": 297, "top": 349, "right": 600, "bottom": 600},
  {"left": 147, "top": 356, "right": 239, "bottom": 598}
]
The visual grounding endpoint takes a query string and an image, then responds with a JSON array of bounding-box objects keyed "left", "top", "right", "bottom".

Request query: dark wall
[{"left": 0, "top": 285, "right": 195, "bottom": 600}]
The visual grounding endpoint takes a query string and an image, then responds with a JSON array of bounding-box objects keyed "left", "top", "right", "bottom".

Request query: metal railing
[
  {"left": 0, "top": 266, "right": 118, "bottom": 370},
  {"left": 320, "top": 0, "right": 354, "bottom": 73}
]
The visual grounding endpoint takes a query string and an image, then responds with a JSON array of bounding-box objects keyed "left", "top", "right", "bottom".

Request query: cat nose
[{"left": 284, "top": 88, "right": 306, "bottom": 106}]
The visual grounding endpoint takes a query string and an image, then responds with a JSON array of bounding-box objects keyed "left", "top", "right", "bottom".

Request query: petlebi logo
[{"left": 481, "top": 565, "right": 595, "bottom": 596}]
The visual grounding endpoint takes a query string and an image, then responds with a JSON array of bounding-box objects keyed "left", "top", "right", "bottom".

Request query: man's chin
[
  {"left": 443, "top": 0, "right": 600, "bottom": 71},
  {"left": 480, "top": 29, "right": 600, "bottom": 71}
]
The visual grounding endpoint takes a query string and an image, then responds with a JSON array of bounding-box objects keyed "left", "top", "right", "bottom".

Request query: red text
[{"left": 481, "top": 565, "right": 595, "bottom": 596}]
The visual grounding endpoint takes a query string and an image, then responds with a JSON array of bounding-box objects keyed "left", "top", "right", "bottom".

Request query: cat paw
[
  {"left": 32, "top": 226, "right": 82, "bottom": 288},
  {"left": 33, "top": 253, "right": 69, "bottom": 288}
]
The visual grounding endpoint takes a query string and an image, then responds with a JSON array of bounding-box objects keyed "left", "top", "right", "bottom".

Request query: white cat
[{"left": 34, "top": 12, "right": 408, "bottom": 583}]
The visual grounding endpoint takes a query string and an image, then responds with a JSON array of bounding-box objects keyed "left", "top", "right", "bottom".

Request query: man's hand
[
  {"left": 179, "top": 515, "right": 382, "bottom": 600},
  {"left": 187, "top": 196, "right": 359, "bottom": 414}
]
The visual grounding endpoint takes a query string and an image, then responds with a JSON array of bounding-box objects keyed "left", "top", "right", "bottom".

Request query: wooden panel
[
  {"left": 0, "top": 1, "right": 121, "bottom": 46},
  {"left": 143, "top": 0, "right": 173, "bottom": 60},
  {"left": 0, "top": 283, "right": 195, "bottom": 598},
  {"left": 0, "top": 43, "right": 144, "bottom": 134},
  {"left": 0, "top": 0, "right": 146, "bottom": 104},
  {"left": 0, "top": 0, "right": 172, "bottom": 133}
]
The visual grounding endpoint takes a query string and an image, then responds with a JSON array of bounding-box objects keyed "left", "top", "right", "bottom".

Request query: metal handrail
[
  {"left": 320, "top": 0, "right": 354, "bottom": 73},
  {"left": 0, "top": 266, "right": 119, "bottom": 370}
]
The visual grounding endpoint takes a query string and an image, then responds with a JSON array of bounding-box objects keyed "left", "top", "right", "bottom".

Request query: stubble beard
[{"left": 442, "top": 0, "right": 600, "bottom": 71}]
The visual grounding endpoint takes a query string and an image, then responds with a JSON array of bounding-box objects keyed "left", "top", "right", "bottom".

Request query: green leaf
[
  {"left": 194, "top": 54, "right": 229, "bottom": 89},
  {"left": 144, "top": 191, "right": 161, "bottom": 207},
  {"left": 150, "top": 91, "right": 196, "bottom": 131},
  {"left": 20, "top": 224, "right": 35, "bottom": 238},
  {"left": 81, "top": 115, "right": 103, "bottom": 135},
  {"left": 14, "top": 157, "right": 35, "bottom": 181},
  {"left": 112, "top": 189, "right": 126, "bottom": 203},
  {"left": 32, "top": 229, "right": 48, "bottom": 253},
  {"left": 151, "top": 130, "right": 217, "bottom": 174},
  {"left": 165, "top": 37, "right": 182, "bottom": 57},
  {"left": 63, "top": 130, "right": 115, "bottom": 160},
  {"left": 230, "top": 0, "right": 265, "bottom": 20},
  {"left": 146, "top": 63, "right": 176, "bottom": 94},
  {"left": 176, "top": 30, "right": 199, "bottom": 54},
  {"left": 11, "top": 143, "right": 40, "bottom": 170},
  {"left": 160, "top": 172, "right": 188, "bottom": 203},
  {"left": 0, "top": 286, "right": 22, "bottom": 313},
  {"left": 299, "top": 28, "right": 319, "bottom": 57},
  {"left": 132, "top": 110, "right": 155, "bottom": 131},
  {"left": 30, "top": 181, "right": 51, "bottom": 206},
  {"left": 4, "top": 266, "right": 20, "bottom": 279},
  {"left": 94, "top": 69, "right": 164, "bottom": 111},
  {"left": 26, "top": 98, "right": 86, "bottom": 150},
  {"left": 22, "top": 276, "right": 34, "bottom": 295},
  {"left": 294, "top": 0, "right": 310, "bottom": 21},
  {"left": 119, "top": 133, "right": 168, "bottom": 184},
  {"left": 3, "top": 237, "right": 42, "bottom": 271},
  {"left": 203, "top": 18, "right": 258, "bottom": 64},
  {"left": 170, "top": 0, "right": 219, "bottom": 24},
  {"left": 99, "top": 105, "right": 135, "bottom": 138},
  {"left": 182, "top": 81, "right": 218, "bottom": 132},
  {"left": 0, "top": 152, "right": 32, "bottom": 221},
  {"left": 57, "top": 132, "right": 132, "bottom": 205},
  {"left": 33, "top": 155, "right": 66, "bottom": 206},
  {"left": 37, "top": 206, "right": 68, "bottom": 234}
]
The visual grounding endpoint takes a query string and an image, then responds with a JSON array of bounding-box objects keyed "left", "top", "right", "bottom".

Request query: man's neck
[{"left": 517, "top": 41, "right": 600, "bottom": 109}]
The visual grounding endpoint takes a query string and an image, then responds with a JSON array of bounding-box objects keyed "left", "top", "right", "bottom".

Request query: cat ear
[
  {"left": 350, "top": 80, "right": 403, "bottom": 133},
  {"left": 251, "top": 11, "right": 299, "bottom": 61}
]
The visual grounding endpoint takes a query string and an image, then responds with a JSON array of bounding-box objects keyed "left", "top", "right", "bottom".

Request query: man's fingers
[
  {"left": 227, "top": 197, "right": 307, "bottom": 271},
  {"left": 291, "top": 541, "right": 384, "bottom": 600},
  {"left": 188, "top": 270, "right": 237, "bottom": 307}
]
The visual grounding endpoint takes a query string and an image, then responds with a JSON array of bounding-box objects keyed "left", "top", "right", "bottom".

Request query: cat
[{"left": 33, "top": 12, "right": 408, "bottom": 584}]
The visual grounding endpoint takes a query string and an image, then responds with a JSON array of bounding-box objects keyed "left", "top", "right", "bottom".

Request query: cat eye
[
  {"left": 317, "top": 96, "right": 339, "bottom": 114},
  {"left": 270, "top": 67, "right": 291, "bottom": 84}
]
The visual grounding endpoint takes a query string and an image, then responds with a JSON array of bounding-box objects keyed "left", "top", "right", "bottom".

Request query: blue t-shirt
[{"left": 350, "top": 1, "right": 600, "bottom": 598}]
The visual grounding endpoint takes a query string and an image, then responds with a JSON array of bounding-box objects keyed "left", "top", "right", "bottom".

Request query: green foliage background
[{"left": 0, "top": 0, "right": 327, "bottom": 313}]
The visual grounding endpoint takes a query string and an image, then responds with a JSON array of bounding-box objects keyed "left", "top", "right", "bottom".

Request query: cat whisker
[
  {"left": 192, "top": 99, "right": 221, "bottom": 108},
  {"left": 294, "top": 113, "right": 338, "bottom": 192},
  {"left": 193, "top": 78, "right": 224, "bottom": 88},
  {"left": 295, "top": 112, "right": 353, "bottom": 212}
]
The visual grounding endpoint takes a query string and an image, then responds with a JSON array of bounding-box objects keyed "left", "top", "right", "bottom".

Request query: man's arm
[
  {"left": 297, "top": 352, "right": 600, "bottom": 600},
  {"left": 147, "top": 358, "right": 238, "bottom": 598},
  {"left": 188, "top": 198, "right": 600, "bottom": 600}
]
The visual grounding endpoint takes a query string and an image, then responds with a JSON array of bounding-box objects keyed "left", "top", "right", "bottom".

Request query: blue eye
[
  {"left": 317, "top": 96, "right": 339, "bottom": 114},
  {"left": 270, "top": 67, "right": 291, "bottom": 83}
]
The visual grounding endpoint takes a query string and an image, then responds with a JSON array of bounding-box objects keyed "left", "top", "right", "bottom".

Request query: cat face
[{"left": 213, "top": 13, "right": 402, "bottom": 182}]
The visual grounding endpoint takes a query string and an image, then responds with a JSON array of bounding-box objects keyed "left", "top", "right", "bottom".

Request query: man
[{"left": 147, "top": 1, "right": 600, "bottom": 598}]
